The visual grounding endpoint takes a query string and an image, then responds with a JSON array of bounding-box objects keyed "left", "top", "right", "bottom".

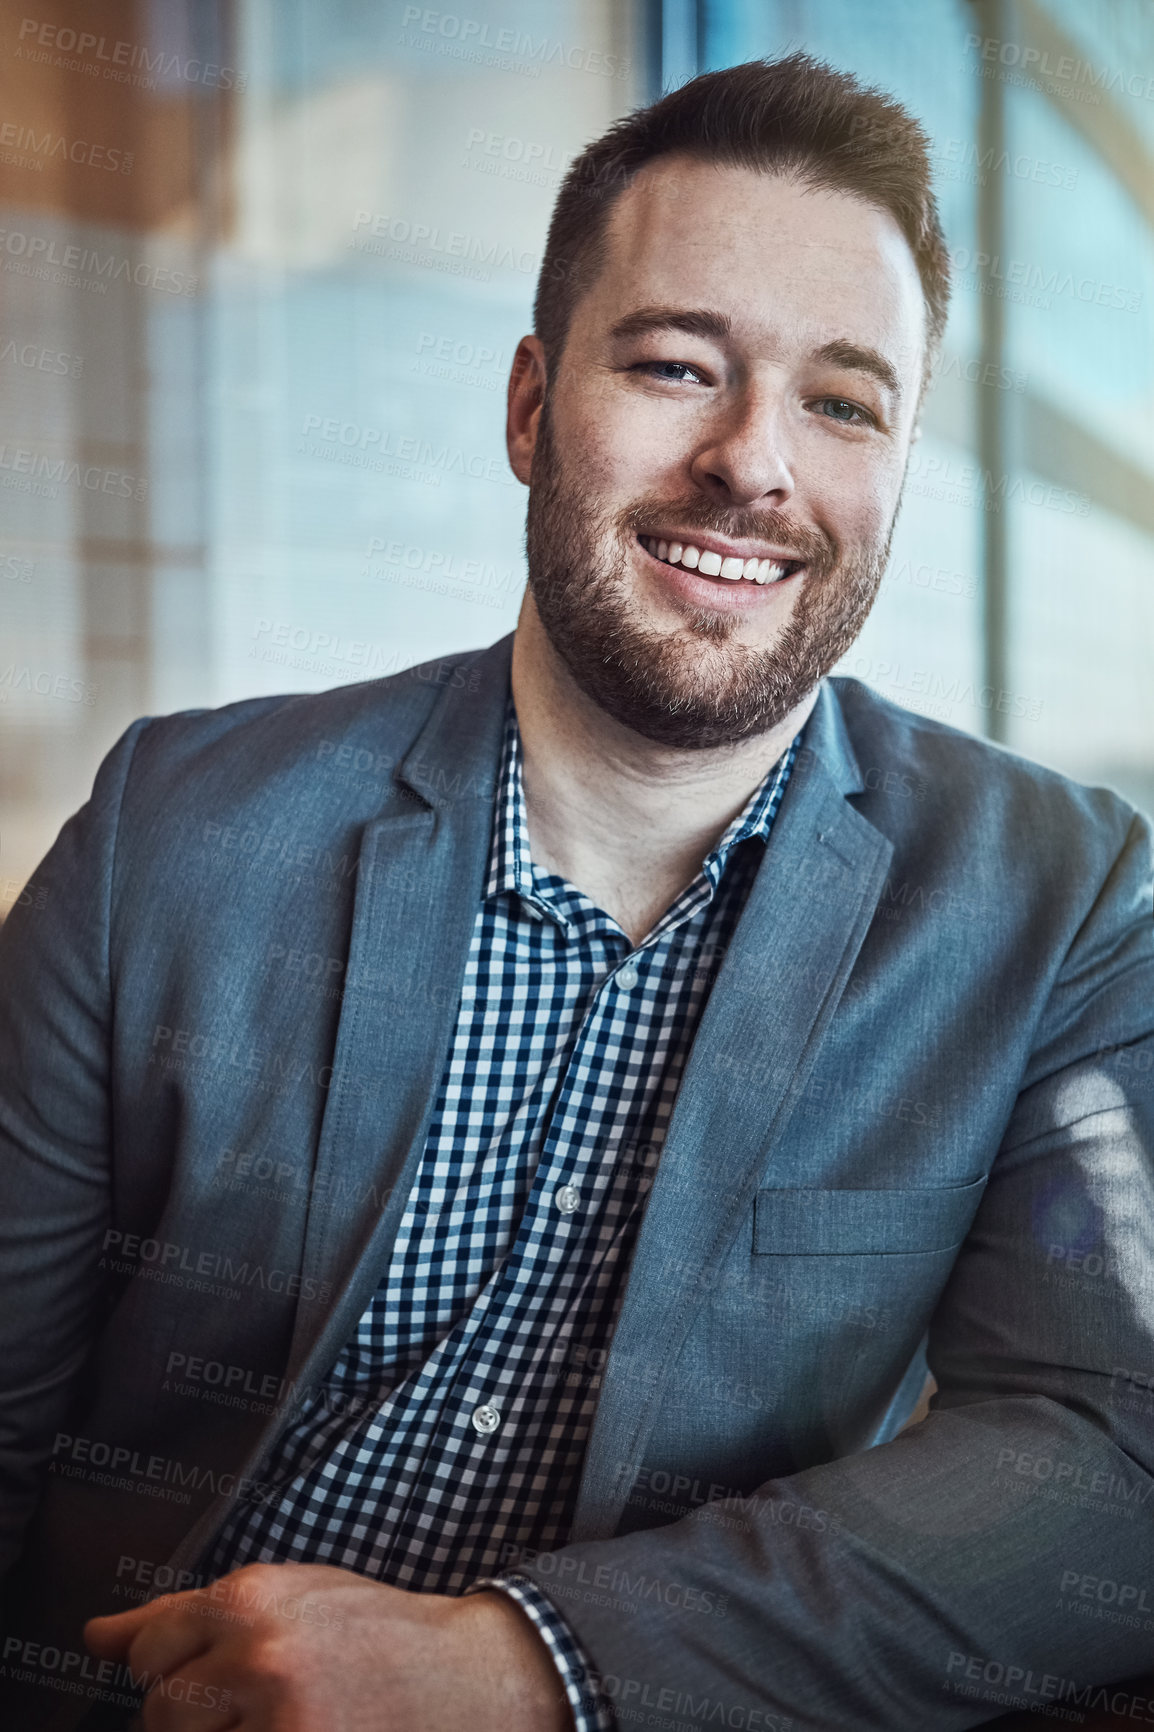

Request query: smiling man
[{"left": 2, "top": 54, "right": 1153, "bottom": 1732}]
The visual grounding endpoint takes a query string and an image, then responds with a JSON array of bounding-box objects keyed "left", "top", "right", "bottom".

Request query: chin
[{"left": 574, "top": 657, "right": 804, "bottom": 751}]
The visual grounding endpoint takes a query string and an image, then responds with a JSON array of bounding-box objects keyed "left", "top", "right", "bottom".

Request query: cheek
[
  {"left": 801, "top": 440, "right": 904, "bottom": 545},
  {"left": 570, "top": 397, "right": 683, "bottom": 493}
]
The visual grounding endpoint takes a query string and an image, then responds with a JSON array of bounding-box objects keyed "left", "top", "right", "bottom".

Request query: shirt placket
[{"left": 414, "top": 901, "right": 624, "bottom": 1454}]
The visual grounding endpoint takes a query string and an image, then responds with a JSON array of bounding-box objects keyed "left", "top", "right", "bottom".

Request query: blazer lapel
[
  {"left": 283, "top": 636, "right": 517, "bottom": 1382},
  {"left": 170, "top": 637, "right": 517, "bottom": 1574},
  {"left": 570, "top": 682, "right": 895, "bottom": 1539}
]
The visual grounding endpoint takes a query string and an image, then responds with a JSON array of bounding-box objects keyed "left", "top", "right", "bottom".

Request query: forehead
[{"left": 580, "top": 156, "right": 926, "bottom": 367}]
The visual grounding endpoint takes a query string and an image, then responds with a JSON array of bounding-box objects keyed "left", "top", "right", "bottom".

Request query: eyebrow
[
  {"left": 813, "top": 338, "right": 903, "bottom": 402},
  {"left": 608, "top": 305, "right": 733, "bottom": 345},
  {"left": 608, "top": 307, "right": 904, "bottom": 402}
]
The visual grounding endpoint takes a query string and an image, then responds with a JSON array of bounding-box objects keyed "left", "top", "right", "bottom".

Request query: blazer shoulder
[
  {"left": 829, "top": 675, "right": 1144, "bottom": 850},
  {"left": 119, "top": 645, "right": 493, "bottom": 803}
]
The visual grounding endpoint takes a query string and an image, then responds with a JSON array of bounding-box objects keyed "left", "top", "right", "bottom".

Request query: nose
[{"left": 688, "top": 386, "right": 796, "bottom": 509}]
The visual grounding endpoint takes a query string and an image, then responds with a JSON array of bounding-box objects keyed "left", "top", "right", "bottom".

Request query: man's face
[{"left": 520, "top": 157, "right": 927, "bottom": 748}]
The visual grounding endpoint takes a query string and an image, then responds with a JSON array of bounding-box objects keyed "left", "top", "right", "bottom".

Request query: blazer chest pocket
[{"left": 753, "top": 1176, "right": 987, "bottom": 1255}]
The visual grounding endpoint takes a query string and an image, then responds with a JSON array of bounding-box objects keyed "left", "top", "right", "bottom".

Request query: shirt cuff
[{"left": 467, "top": 1573, "right": 617, "bottom": 1732}]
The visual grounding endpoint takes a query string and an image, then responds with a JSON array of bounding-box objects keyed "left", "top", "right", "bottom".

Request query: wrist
[{"left": 464, "top": 1589, "right": 576, "bottom": 1732}]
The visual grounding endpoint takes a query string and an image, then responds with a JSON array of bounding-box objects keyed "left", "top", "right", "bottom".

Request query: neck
[{"left": 509, "top": 597, "right": 818, "bottom": 944}]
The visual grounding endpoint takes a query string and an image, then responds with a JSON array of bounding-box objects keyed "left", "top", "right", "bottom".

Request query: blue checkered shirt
[{"left": 210, "top": 698, "right": 798, "bottom": 1729}]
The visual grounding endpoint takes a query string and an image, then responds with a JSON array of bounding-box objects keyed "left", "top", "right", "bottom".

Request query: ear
[{"left": 506, "top": 335, "right": 548, "bottom": 486}]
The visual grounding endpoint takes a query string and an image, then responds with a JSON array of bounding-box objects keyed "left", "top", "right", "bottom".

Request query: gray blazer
[{"left": 1, "top": 632, "right": 1152, "bottom": 1730}]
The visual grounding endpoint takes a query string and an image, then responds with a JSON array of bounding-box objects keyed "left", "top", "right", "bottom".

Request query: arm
[
  {"left": 472, "top": 1576, "right": 610, "bottom": 1730},
  {"left": 85, "top": 1563, "right": 579, "bottom": 1729},
  {"left": 0, "top": 720, "right": 148, "bottom": 1579},
  {"left": 511, "top": 811, "right": 1154, "bottom": 1729}
]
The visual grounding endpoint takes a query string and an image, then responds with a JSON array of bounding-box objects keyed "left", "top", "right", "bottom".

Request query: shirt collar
[
  {"left": 486, "top": 698, "right": 538, "bottom": 908},
  {"left": 485, "top": 696, "right": 800, "bottom": 925}
]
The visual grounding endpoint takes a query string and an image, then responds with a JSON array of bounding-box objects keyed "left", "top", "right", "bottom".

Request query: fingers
[
  {"left": 130, "top": 1606, "right": 214, "bottom": 1689},
  {"left": 85, "top": 1602, "right": 161, "bottom": 1659},
  {"left": 87, "top": 1566, "right": 357, "bottom": 1730},
  {"left": 88, "top": 1595, "right": 237, "bottom": 1731},
  {"left": 88, "top": 1596, "right": 213, "bottom": 1699}
]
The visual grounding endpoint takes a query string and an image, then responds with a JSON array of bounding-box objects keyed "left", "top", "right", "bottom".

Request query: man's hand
[{"left": 85, "top": 1562, "right": 577, "bottom": 1731}]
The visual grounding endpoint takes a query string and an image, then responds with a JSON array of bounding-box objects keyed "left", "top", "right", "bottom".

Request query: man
[{"left": 1, "top": 51, "right": 1151, "bottom": 1732}]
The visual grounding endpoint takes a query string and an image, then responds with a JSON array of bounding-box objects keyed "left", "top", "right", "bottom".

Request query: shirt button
[
  {"left": 616, "top": 962, "right": 639, "bottom": 989},
  {"left": 554, "top": 1184, "right": 581, "bottom": 1215},
  {"left": 471, "top": 1403, "right": 501, "bottom": 1436}
]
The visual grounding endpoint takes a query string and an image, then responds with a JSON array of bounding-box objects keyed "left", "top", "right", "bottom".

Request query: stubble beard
[{"left": 525, "top": 398, "right": 894, "bottom": 750}]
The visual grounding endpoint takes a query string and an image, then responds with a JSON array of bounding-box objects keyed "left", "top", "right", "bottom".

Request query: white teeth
[{"left": 643, "top": 536, "right": 796, "bottom": 584}]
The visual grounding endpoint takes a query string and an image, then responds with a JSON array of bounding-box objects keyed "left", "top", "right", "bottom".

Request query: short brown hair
[{"left": 534, "top": 52, "right": 950, "bottom": 386}]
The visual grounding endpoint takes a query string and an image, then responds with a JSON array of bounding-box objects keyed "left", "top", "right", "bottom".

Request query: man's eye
[
  {"left": 635, "top": 361, "right": 705, "bottom": 384},
  {"left": 813, "top": 397, "right": 874, "bottom": 426}
]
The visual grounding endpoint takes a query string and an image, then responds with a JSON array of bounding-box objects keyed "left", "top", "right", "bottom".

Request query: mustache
[{"left": 621, "top": 497, "right": 837, "bottom": 573}]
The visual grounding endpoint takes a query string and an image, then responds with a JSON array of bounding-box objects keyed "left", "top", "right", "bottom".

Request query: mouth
[{"left": 637, "top": 533, "right": 805, "bottom": 586}]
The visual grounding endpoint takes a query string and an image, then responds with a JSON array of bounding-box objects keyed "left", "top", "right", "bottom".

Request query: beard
[{"left": 525, "top": 398, "right": 894, "bottom": 750}]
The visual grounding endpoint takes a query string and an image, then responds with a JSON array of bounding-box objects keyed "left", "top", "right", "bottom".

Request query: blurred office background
[{"left": 1, "top": 0, "right": 1152, "bottom": 908}]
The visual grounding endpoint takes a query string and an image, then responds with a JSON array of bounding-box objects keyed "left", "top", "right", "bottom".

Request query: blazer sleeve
[
  {"left": 515, "top": 809, "right": 1154, "bottom": 1730},
  {"left": 0, "top": 719, "right": 149, "bottom": 1582}
]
